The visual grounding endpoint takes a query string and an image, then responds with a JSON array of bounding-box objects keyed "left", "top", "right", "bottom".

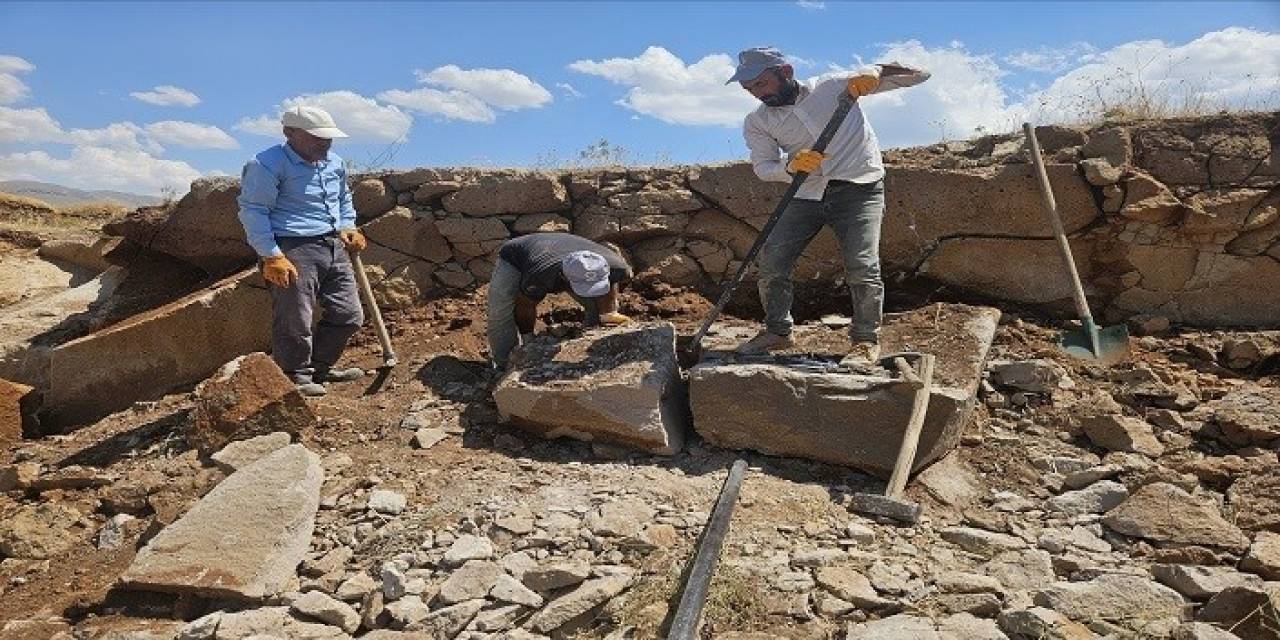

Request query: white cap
[
  {"left": 561, "top": 251, "right": 611, "bottom": 298},
  {"left": 281, "top": 105, "right": 348, "bottom": 139}
]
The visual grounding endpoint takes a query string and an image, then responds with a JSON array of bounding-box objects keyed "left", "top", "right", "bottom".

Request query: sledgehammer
[
  {"left": 848, "top": 352, "right": 935, "bottom": 524},
  {"left": 349, "top": 250, "right": 398, "bottom": 368}
]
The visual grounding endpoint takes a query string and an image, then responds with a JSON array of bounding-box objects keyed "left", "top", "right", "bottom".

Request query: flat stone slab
[
  {"left": 494, "top": 322, "right": 687, "bottom": 455},
  {"left": 119, "top": 444, "right": 323, "bottom": 600},
  {"left": 689, "top": 304, "right": 1000, "bottom": 478},
  {"left": 44, "top": 268, "right": 270, "bottom": 427}
]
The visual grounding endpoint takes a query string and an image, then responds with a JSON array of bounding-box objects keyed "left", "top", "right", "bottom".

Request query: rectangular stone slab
[
  {"left": 43, "top": 269, "right": 270, "bottom": 428},
  {"left": 689, "top": 304, "right": 1000, "bottom": 478},
  {"left": 493, "top": 322, "right": 687, "bottom": 455},
  {"left": 119, "top": 444, "right": 322, "bottom": 600}
]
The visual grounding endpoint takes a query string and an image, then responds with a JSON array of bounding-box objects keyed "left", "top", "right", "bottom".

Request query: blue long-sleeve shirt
[{"left": 236, "top": 143, "right": 357, "bottom": 257}]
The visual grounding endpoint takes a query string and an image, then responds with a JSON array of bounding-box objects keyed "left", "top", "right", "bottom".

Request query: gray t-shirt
[{"left": 498, "top": 232, "right": 631, "bottom": 301}]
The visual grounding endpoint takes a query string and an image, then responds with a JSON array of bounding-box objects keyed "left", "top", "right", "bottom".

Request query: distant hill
[{"left": 0, "top": 180, "right": 163, "bottom": 209}]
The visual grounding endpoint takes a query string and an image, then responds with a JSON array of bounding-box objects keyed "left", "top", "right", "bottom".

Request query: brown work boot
[
  {"left": 736, "top": 330, "right": 795, "bottom": 355},
  {"left": 846, "top": 339, "right": 880, "bottom": 362}
]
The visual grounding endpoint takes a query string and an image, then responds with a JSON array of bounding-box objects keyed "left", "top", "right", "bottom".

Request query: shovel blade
[{"left": 1060, "top": 323, "right": 1130, "bottom": 365}]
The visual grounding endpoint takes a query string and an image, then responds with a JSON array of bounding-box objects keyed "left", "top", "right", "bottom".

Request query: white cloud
[
  {"left": 0, "top": 55, "right": 34, "bottom": 75},
  {"left": 1016, "top": 27, "right": 1280, "bottom": 123},
  {"left": 0, "top": 54, "right": 35, "bottom": 105},
  {"left": 796, "top": 0, "right": 826, "bottom": 9},
  {"left": 556, "top": 82, "right": 583, "bottom": 99},
  {"left": 67, "top": 122, "right": 153, "bottom": 152},
  {"left": 569, "top": 46, "right": 758, "bottom": 127},
  {"left": 1004, "top": 43, "right": 1098, "bottom": 73},
  {"left": 843, "top": 40, "right": 1021, "bottom": 146},
  {"left": 130, "top": 85, "right": 201, "bottom": 107},
  {"left": 232, "top": 114, "right": 280, "bottom": 137},
  {"left": 144, "top": 120, "right": 238, "bottom": 149},
  {"left": 235, "top": 91, "right": 412, "bottom": 142},
  {"left": 0, "top": 145, "right": 202, "bottom": 196},
  {"left": 0, "top": 105, "right": 62, "bottom": 143},
  {"left": 415, "top": 65, "right": 552, "bottom": 110},
  {"left": 378, "top": 87, "right": 495, "bottom": 123}
]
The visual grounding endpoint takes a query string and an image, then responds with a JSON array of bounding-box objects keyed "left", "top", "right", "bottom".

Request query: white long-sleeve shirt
[{"left": 743, "top": 63, "right": 930, "bottom": 201}]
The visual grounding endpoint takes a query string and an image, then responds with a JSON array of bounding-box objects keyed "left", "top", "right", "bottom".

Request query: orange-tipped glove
[
  {"left": 787, "top": 149, "right": 825, "bottom": 174},
  {"left": 599, "top": 311, "right": 632, "bottom": 327},
  {"left": 339, "top": 228, "right": 367, "bottom": 252},
  {"left": 847, "top": 72, "right": 880, "bottom": 98},
  {"left": 262, "top": 255, "right": 299, "bottom": 288}
]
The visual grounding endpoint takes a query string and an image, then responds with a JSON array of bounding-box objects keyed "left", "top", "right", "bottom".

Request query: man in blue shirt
[{"left": 236, "top": 106, "right": 367, "bottom": 397}]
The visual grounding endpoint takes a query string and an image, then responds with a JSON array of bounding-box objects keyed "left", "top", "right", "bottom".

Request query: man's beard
[{"left": 761, "top": 77, "right": 800, "bottom": 107}]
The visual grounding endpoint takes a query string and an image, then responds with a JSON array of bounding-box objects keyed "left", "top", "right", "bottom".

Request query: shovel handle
[
  {"left": 349, "top": 251, "right": 398, "bottom": 367},
  {"left": 886, "top": 353, "right": 934, "bottom": 499},
  {"left": 1023, "top": 122, "right": 1096, "bottom": 325},
  {"left": 689, "top": 94, "right": 858, "bottom": 353}
]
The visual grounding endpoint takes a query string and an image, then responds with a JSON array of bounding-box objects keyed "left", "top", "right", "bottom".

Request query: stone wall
[{"left": 110, "top": 112, "right": 1279, "bottom": 327}]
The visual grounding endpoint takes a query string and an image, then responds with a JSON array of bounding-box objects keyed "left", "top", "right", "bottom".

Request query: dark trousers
[
  {"left": 269, "top": 235, "right": 364, "bottom": 382},
  {"left": 757, "top": 179, "right": 885, "bottom": 340}
]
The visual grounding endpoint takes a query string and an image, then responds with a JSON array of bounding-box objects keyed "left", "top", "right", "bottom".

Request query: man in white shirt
[{"left": 729, "top": 46, "right": 929, "bottom": 360}]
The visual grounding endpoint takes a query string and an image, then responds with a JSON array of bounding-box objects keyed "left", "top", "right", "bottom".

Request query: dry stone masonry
[{"left": 102, "top": 113, "right": 1278, "bottom": 327}]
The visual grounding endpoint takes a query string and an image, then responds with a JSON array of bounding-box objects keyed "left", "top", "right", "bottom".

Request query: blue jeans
[
  {"left": 757, "top": 179, "right": 885, "bottom": 340},
  {"left": 269, "top": 235, "right": 364, "bottom": 381}
]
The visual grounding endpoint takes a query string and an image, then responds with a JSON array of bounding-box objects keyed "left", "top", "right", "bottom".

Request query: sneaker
[
  {"left": 736, "top": 330, "right": 795, "bottom": 355},
  {"left": 846, "top": 339, "right": 880, "bottom": 362},
  {"left": 295, "top": 381, "right": 328, "bottom": 397},
  {"left": 314, "top": 367, "right": 365, "bottom": 383}
]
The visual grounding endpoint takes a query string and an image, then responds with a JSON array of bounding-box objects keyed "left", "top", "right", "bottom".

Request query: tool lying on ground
[
  {"left": 668, "top": 459, "right": 748, "bottom": 640},
  {"left": 349, "top": 250, "right": 398, "bottom": 368},
  {"left": 685, "top": 92, "right": 859, "bottom": 358},
  {"left": 1023, "top": 122, "right": 1130, "bottom": 365},
  {"left": 848, "top": 352, "right": 935, "bottom": 524}
]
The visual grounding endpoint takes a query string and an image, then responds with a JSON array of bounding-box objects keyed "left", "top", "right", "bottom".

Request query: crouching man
[{"left": 487, "top": 232, "right": 632, "bottom": 369}]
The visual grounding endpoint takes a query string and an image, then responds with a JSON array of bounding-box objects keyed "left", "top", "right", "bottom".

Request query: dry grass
[
  {"left": 0, "top": 192, "right": 130, "bottom": 237},
  {"left": 614, "top": 554, "right": 770, "bottom": 638},
  {"left": 58, "top": 202, "right": 129, "bottom": 220},
  {"left": 0, "top": 191, "right": 56, "bottom": 216}
]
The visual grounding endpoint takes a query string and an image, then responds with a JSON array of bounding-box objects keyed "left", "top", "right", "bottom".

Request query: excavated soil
[{"left": 1, "top": 271, "right": 1277, "bottom": 638}]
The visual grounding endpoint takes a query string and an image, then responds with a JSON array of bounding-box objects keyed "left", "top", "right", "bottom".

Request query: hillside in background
[{"left": 0, "top": 180, "right": 162, "bottom": 209}]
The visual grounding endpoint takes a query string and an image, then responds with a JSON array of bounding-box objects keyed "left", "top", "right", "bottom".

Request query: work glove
[
  {"left": 261, "top": 255, "right": 299, "bottom": 288},
  {"left": 339, "top": 228, "right": 367, "bottom": 252},
  {"left": 847, "top": 72, "right": 880, "bottom": 98},
  {"left": 787, "top": 149, "right": 825, "bottom": 175},
  {"left": 599, "top": 311, "right": 632, "bottom": 327}
]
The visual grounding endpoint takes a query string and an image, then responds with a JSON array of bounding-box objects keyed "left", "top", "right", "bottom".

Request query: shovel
[
  {"left": 349, "top": 250, "right": 398, "bottom": 368},
  {"left": 1023, "top": 123, "right": 1130, "bottom": 365},
  {"left": 686, "top": 93, "right": 859, "bottom": 357}
]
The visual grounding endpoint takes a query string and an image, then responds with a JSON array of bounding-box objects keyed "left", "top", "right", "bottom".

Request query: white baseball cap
[
  {"left": 561, "top": 250, "right": 611, "bottom": 298},
  {"left": 281, "top": 105, "right": 348, "bottom": 139}
]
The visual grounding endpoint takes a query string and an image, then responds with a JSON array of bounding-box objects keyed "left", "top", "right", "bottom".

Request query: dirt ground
[{"left": 0, "top": 265, "right": 1276, "bottom": 638}]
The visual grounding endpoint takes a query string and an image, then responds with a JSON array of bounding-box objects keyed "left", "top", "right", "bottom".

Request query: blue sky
[{"left": 1, "top": 1, "right": 1277, "bottom": 195}]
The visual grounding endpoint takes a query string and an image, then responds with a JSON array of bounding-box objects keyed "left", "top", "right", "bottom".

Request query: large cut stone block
[
  {"left": 493, "top": 322, "right": 687, "bottom": 455},
  {"left": 689, "top": 305, "right": 1000, "bottom": 478},
  {"left": 0, "top": 378, "right": 38, "bottom": 447},
  {"left": 104, "top": 177, "right": 255, "bottom": 276},
  {"left": 0, "top": 267, "right": 126, "bottom": 390},
  {"left": 119, "top": 444, "right": 322, "bottom": 600},
  {"left": 43, "top": 269, "right": 271, "bottom": 428},
  {"left": 186, "top": 353, "right": 315, "bottom": 454}
]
